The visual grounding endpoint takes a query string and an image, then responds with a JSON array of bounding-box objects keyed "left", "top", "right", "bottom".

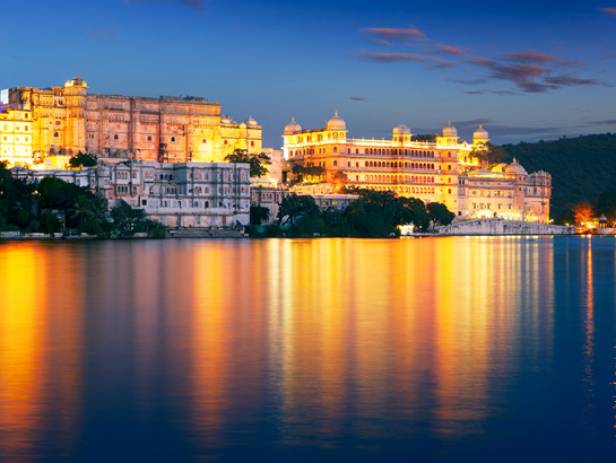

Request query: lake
[{"left": 0, "top": 237, "right": 615, "bottom": 462}]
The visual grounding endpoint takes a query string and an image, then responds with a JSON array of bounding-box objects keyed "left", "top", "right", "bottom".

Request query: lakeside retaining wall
[{"left": 438, "top": 219, "right": 574, "bottom": 236}]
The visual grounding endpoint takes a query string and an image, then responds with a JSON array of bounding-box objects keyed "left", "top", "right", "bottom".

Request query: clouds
[
  {"left": 599, "top": 7, "right": 616, "bottom": 15},
  {"left": 437, "top": 45, "right": 465, "bottom": 56},
  {"left": 469, "top": 57, "right": 603, "bottom": 93},
  {"left": 506, "top": 51, "right": 557, "bottom": 64},
  {"left": 361, "top": 27, "right": 426, "bottom": 44},
  {"left": 358, "top": 21, "right": 605, "bottom": 95},
  {"left": 360, "top": 51, "right": 429, "bottom": 63}
]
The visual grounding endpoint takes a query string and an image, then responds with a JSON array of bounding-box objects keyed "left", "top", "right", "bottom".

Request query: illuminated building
[
  {"left": 0, "top": 77, "right": 262, "bottom": 166},
  {"left": 283, "top": 113, "right": 551, "bottom": 223},
  {"left": 0, "top": 109, "right": 33, "bottom": 165},
  {"left": 12, "top": 161, "right": 251, "bottom": 228}
]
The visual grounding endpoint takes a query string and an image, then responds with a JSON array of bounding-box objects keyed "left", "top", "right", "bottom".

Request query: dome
[
  {"left": 393, "top": 124, "right": 411, "bottom": 135},
  {"left": 64, "top": 76, "right": 88, "bottom": 88},
  {"left": 442, "top": 121, "right": 458, "bottom": 138},
  {"left": 246, "top": 116, "right": 259, "bottom": 126},
  {"left": 284, "top": 116, "right": 302, "bottom": 135},
  {"left": 473, "top": 124, "right": 489, "bottom": 140},
  {"left": 326, "top": 111, "right": 346, "bottom": 131},
  {"left": 505, "top": 158, "right": 528, "bottom": 175}
]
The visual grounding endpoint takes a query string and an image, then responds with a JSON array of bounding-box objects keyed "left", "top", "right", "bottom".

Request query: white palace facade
[{"left": 283, "top": 113, "right": 551, "bottom": 223}]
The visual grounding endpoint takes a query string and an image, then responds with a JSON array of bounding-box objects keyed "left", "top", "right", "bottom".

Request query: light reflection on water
[{"left": 0, "top": 237, "right": 615, "bottom": 462}]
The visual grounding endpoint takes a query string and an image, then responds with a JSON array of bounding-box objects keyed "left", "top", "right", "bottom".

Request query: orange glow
[{"left": 0, "top": 245, "right": 45, "bottom": 461}]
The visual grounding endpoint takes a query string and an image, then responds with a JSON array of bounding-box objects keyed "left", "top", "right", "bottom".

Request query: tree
[
  {"left": 573, "top": 201, "right": 594, "bottom": 226},
  {"left": 250, "top": 204, "right": 270, "bottom": 226},
  {"left": 69, "top": 152, "right": 97, "bottom": 168},
  {"left": 343, "top": 190, "right": 426, "bottom": 236},
  {"left": 225, "top": 149, "right": 271, "bottom": 178},
  {"left": 0, "top": 162, "right": 37, "bottom": 230},
  {"left": 277, "top": 194, "right": 323, "bottom": 233},
  {"left": 289, "top": 163, "right": 325, "bottom": 184},
  {"left": 37, "top": 177, "right": 82, "bottom": 211},
  {"left": 472, "top": 143, "right": 508, "bottom": 165},
  {"left": 39, "top": 210, "right": 62, "bottom": 236},
  {"left": 111, "top": 200, "right": 148, "bottom": 237},
  {"left": 427, "top": 202, "right": 455, "bottom": 228},
  {"left": 596, "top": 191, "right": 616, "bottom": 222},
  {"left": 501, "top": 134, "right": 616, "bottom": 220},
  {"left": 331, "top": 171, "right": 348, "bottom": 192},
  {"left": 68, "top": 193, "right": 109, "bottom": 236}
]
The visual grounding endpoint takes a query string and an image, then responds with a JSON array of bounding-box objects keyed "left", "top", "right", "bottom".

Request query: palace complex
[
  {"left": 283, "top": 113, "right": 552, "bottom": 223},
  {"left": 0, "top": 77, "right": 262, "bottom": 166},
  {"left": 0, "top": 76, "right": 554, "bottom": 227}
]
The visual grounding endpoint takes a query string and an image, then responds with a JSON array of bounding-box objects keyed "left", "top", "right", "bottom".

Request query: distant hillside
[{"left": 500, "top": 134, "right": 616, "bottom": 220}]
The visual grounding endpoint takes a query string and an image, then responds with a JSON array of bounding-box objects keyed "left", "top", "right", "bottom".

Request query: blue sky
[{"left": 2, "top": 0, "right": 616, "bottom": 146}]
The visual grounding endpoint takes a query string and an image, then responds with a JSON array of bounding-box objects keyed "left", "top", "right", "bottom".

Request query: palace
[
  {"left": 283, "top": 113, "right": 551, "bottom": 223},
  {"left": 0, "top": 77, "right": 262, "bottom": 166}
]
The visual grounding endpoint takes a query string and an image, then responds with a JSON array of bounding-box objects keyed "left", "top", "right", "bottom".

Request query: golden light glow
[{"left": 0, "top": 79, "right": 263, "bottom": 167}]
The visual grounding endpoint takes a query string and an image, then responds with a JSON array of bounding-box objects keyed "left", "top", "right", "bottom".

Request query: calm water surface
[{"left": 0, "top": 237, "right": 615, "bottom": 462}]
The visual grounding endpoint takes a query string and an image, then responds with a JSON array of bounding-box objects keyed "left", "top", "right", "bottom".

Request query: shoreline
[{"left": 0, "top": 231, "right": 608, "bottom": 242}]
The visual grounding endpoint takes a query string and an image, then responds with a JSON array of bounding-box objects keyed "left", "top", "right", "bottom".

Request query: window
[
  {"left": 114, "top": 134, "right": 119, "bottom": 140},
  {"left": 147, "top": 136, "right": 152, "bottom": 142},
  {"left": 141, "top": 199, "right": 147, "bottom": 206},
  {"left": 171, "top": 137, "right": 176, "bottom": 143}
]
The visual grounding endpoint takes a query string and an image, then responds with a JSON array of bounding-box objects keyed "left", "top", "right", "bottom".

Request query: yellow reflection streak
[{"left": 0, "top": 245, "right": 45, "bottom": 462}]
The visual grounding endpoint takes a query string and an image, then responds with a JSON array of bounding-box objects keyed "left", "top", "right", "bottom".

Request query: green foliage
[
  {"left": 289, "top": 163, "right": 325, "bottom": 184},
  {"left": 68, "top": 152, "right": 97, "bottom": 168},
  {"left": 69, "top": 194, "right": 109, "bottom": 236},
  {"left": 472, "top": 143, "right": 508, "bottom": 164},
  {"left": 427, "top": 202, "right": 455, "bottom": 227},
  {"left": 277, "top": 194, "right": 324, "bottom": 234},
  {"left": 38, "top": 177, "right": 83, "bottom": 210},
  {"left": 224, "top": 149, "right": 271, "bottom": 177},
  {"left": 344, "top": 190, "right": 419, "bottom": 236},
  {"left": 39, "top": 210, "right": 62, "bottom": 236},
  {"left": 256, "top": 189, "right": 453, "bottom": 238},
  {"left": 500, "top": 134, "right": 616, "bottom": 221},
  {"left": 0, "top": 162, "right": 37, "bottom": 230},
  {"left": 596, "top": 191, "right": 616, "bottom": 221},
  {"left": 0, "top": 166, "right": 166, "bottom": 239},
  {"left": 250, "top": 204, "right": 270, "bottom": 226},
  {"left": 145, "top": 220, "right": 168, "bottom": 239},
  {"left": 110, "top": 200, "right": 167, "bottom": 238}
]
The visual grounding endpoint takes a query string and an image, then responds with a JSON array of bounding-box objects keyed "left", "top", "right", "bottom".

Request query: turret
[
  {"left": 393, "top": 124, "right": 412, "bottom": 144},
  {"left": 472, "top": 125, "right": 490, "bottom": 150}
]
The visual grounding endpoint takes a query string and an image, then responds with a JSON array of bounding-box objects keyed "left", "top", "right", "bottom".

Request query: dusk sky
[{"left": 3, "top": 0, "right": 616, "bottom": 146}]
